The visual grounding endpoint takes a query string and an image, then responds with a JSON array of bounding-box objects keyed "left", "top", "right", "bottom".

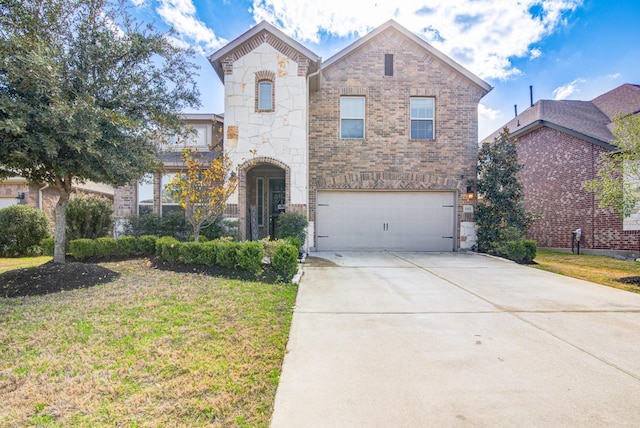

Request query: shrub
[
  {"left": 260, "top": 238, "right": 286, "bottom": 260},
  {"left": 70, "top": 239, "right": 97, "bottom": 259},
  {"left": 124, "top": 213, "right": 162, "bottom": 237},
  {"left": 179, "top": 242, "right": 203, "bottom": 265},
  {"left": 116, "top": 236, "right": 138, "bottom": 256},
  {"left": 199, "top": 216, "right": 225, "bottom": 241},
  {"left": 197, "top": 241, "right": 218, "bottom": 265},
  {"left": 494, "top": 239, "right": 537, "bottom": 264},
  {"left": 272, "top": 243, "right": 298, "bottom": 282},
  {"left": 66, "top": 195, "right": 113, "bottom": 240},
  {"left": 161, "top": 211, "right": 189, "bottom": 240},
  {"left": 215, "top": 241, "right": 240, "bottom": 268},
  {"left": 0, "top": 205, "right": 51, "bottom": 257},
  {"left": 95, "top": 237, "right": 117, "bottom": 257},
  {"left": 138, "top": 235, "right": 158, "bottom": 255},
  {"left": 276, "top": 212, "right": 307, "bottom": 246},
  {"left": 156, "top": 236, "right": 181, "bottom": 264},
  {"left": 40, "top": 237, "right": 55, "bottom": 257},
  {"left": 238, "top": 241, "right": 264, "bottom": 275}
]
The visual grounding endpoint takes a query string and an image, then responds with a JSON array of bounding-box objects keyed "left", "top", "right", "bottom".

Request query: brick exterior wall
[
  {"left": 518, "top": 126, "right": 640, "bottom": 252},
  {"left": 308, "top": 27, "right": 486, "bottom": 245}
]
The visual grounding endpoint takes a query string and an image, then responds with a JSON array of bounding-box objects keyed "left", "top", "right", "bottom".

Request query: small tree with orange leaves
[{"left": 166, "top": 148, "right": 237, "bottom": 241}]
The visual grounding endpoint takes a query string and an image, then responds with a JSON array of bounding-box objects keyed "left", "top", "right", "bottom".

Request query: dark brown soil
[
  {"left": 0, "top": 256, "right": 283, "bottom": 299},
  {"left": 616, "top": 276, "right": 640, "bottom": 286},
  {"left": 0, "top": 261, "right": 121, "bottom": 298}
]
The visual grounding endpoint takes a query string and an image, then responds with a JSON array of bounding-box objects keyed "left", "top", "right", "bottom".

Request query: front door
[{"left": 269, "top": 179, "right": 286, "bottom": 238}]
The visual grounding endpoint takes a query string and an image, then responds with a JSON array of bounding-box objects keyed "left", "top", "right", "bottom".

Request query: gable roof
[
  {"left": 592, "top": 83, "right": 640, "bottom": 133},
  {"left": 482, "top": 83, "right": 640, "bottom": 149},
  {"left": 208, "top": 21, "right": 321, "bottom": 83},
  {"left": 322, "top": 19, "right": 492, "bottom": 94}
]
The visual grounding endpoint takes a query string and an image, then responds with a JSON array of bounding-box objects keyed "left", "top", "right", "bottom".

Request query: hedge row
[
  {"left": 55, "top": 235, "right": 299, "bottom": 281},
  {"left": 493, "top": 239, "right": 537, "bottom": 264}
]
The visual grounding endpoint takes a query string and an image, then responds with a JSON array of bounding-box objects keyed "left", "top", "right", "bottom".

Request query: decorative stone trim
[
  {"left": 316, "top": 171, "right": 461, "bottom": 190},
  {"left": 340, "top": 87, "right": 369, "bottom": 96},
  {"left": 222, "top": 30, "right": 314, "bottom": 77}
]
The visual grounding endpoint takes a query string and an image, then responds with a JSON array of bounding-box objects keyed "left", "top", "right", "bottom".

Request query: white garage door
[
  {"left": 316, "top": 191, "right": 455, "bottom": 251},
  {"left": 0, "top": 198, "right": 18, "bottom": 209}
]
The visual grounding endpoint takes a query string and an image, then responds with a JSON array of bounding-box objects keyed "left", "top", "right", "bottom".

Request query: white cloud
[
  {"left": 250, "top": 0, "right": 582, "bottom": 80},
  {"left": 156, "top": 0, "right": 226, "bottom": 53},
  {"left": 478, "top": 104, "right": 502, "bottom": 121},
  {"left": 131, "top": 0, "right": 146, "bottom": 7},
  {"left": 552, "top": 78, "right": 586, "bottom": 100},
  {"left": 530, "top": 47, "right": 542, "bottom": 59},
  {"left": 608, "top": 73, "right": 622, "bottom": 79}
]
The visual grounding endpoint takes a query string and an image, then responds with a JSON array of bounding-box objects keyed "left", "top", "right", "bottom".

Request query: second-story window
[
  {"left": 255, "top": 70, "right": 276, "bottom": 112},
  {"left": 340, "top": 96, "right": 365, "bottom": 139},
  {"left": 258, "top": 81, "right": 273, "bottom": 110},
  {"left": 410, "top": 97, "right": 435, "bottom": 140}
]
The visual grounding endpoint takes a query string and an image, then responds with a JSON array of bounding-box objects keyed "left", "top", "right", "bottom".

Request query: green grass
[
  {"left": 532, "top": 249, "right": 640, "bottom": 293},
  {"left": 0, "top": 259, "right": 297, "bottom": 427},
  {"left": 0, "top": 256, "right": 51, "bottom": 273}
]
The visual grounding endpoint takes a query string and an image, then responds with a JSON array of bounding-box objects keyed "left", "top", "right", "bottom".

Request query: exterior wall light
[{"left": 466, "top": 186, "right": 474, "bottom": 200}]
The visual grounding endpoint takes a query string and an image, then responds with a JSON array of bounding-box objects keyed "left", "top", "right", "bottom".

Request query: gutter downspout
[
  {"left": 38, "top": 183, "right": 49, "bottom": 209},
  {"left": 305, "top": 59, "right": 322, "bottom": 252}
]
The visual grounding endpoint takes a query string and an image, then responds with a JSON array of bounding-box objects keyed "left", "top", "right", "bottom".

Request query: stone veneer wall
[
  {"left": 308, "top": 27, "right": 486, "bottom": 249},
  {"left": 518, "top": 126, "right": 640, "bottom": 252},
  {"left": 223, "top": 42, "right": 308, "bottom": 208},
  {"left": 222, "top": 40, "right": 310, "bottom": 239}
]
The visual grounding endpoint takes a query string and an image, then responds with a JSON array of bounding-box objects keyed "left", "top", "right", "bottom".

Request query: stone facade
[
  {"left": 308, "top": 25, "right": 488, "bottom": 248},
  {"left": 210, "top": 23, "right": 321, "bottom": 240},
  {"left": 223, "top": 41, "right": 308, "bottom": 207}
]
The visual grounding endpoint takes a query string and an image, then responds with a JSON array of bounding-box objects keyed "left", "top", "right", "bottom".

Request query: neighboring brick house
[
  {"left": 113, "top": 113, "right": 224, "bottom": 221},
  {"left": 0, "top": 176, "right": 114, "bottom": 225},
  {"left": 208, "top": 20, "right": 491, "bottom": 251},
  {"left": 482, "top": 84, "right": 640, "bottom": 257}
]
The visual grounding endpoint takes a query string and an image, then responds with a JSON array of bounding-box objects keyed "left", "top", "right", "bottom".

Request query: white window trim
[
  {"left": 258, "top": 81, "right": 273, "bottom": 111},
  {"left": 340, "top": 96, "right": 366, "bottom": 139},
  {"left": 410, "top": 97, "right": 435, "bottom": 140}
]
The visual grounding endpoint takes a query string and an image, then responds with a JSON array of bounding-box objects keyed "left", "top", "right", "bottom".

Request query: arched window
[
  {"left": 258, "top": 81, "right": 273, "bottom": 110},
  {"left": 255, "top": 71, "right": 275, "bottom": 112}
]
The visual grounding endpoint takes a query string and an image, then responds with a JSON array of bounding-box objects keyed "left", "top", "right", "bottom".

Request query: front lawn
[
  {"left": 0, "top": 259, "right": 297, "bottom": 427},
  {"left": 0, "top": 256, "right": 51, "bottom": 274},
  {"left": 532, "top": 250, "right": 640, "bottom": 293}
]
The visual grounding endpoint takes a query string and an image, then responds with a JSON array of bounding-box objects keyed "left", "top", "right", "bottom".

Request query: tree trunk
[{"left": 53, "top": 185, "right": 71, "bottom": 264}]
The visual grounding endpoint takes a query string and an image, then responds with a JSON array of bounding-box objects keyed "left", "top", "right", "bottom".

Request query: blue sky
[{"left": 130, "top": 0, "right": 640, "bottom": 140}]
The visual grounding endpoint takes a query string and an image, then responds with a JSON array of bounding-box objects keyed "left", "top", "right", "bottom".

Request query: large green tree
[
  {"left": 0, "top": 0, "right": 200, "bottom": 262},
  {"left": 585, "top": 114, "right": 640, "bottom": 218},
  {"left": 475, "top": 127, "right": 532, "bottom": 252}
]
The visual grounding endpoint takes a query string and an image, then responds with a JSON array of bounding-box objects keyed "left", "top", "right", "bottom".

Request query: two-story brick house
[
  {"left": 482, "top": 84, "right": 640, "bottom": 257},
  {"left": 208, "top": 20, "right": 491, "bottom": 251}
]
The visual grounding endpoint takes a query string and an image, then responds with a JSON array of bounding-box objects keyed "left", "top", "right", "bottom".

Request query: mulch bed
[
  {"left": 616, "top": 276, "right": 640, "bottom": 286},
  {"left": 0, "top": 261, "right": 121, "bottom": 298},
  {"left": 0, "top": 256, "right": 283, "bottom": 299}
]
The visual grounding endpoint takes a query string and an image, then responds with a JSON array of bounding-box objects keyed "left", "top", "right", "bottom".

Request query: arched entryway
[{"left": 238, "top": 157, "right": 290, "bottom": 241}]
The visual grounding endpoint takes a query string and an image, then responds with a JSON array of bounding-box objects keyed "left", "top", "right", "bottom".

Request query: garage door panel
[{"left": 317, "top": 191, "right": 455, "bottom": 251}]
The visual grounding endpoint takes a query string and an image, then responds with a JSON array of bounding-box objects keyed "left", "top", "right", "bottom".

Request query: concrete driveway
[{"left": 271, "top": 251, "right": 640, "bottom": 427}]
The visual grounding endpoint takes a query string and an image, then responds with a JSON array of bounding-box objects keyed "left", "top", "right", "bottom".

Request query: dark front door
[{"left": 269, "top": 179, "right": 285, "bottom": 238}]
